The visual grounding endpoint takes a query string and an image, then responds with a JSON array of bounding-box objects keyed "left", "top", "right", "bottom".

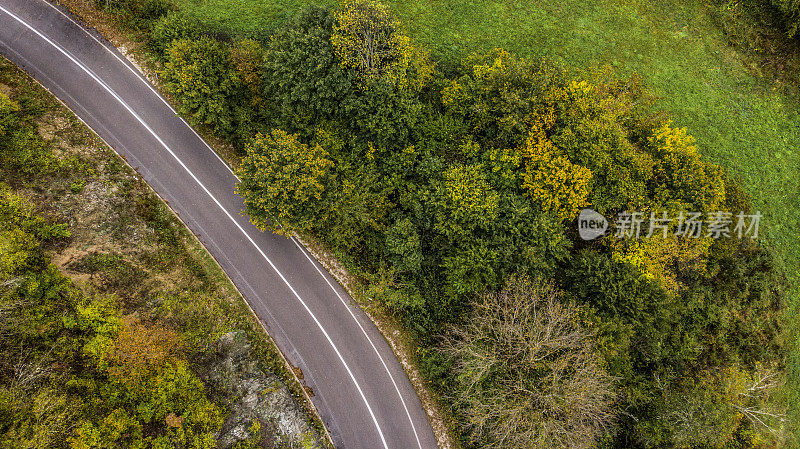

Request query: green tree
[
  {"left": 161, "top": 37, "right": 239, "bottom": 136},
  {"left": 432, "top": 163, "right": 498, "bottom": 240},
  {"left": 260, "top": 6, "right": 354, "bottom": 137},
  {"left": 150, "top": 11, "right": 201, "bottom": 56},
  {"left": 236, "top": 129, "right": 334, "bottom": 234},
  {"left": 385, "top": 217, "right": 422, "bottom": 273},
  {"left": 261, "top": 6, "right": 424, "bottom": 150}
]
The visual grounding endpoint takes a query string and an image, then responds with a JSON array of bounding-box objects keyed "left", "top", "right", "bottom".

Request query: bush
[
  {"left": 0, "top": 93, "right": 63, "bottom": 179},
  {"left": 100, "top": 0, "right": 174, "bottom": 29},
  {"left": 0, "top": 192, "right": 222, "bottom": 448},
  {"left": 772, "top": 0, "right": 800, "bottom": 36}
]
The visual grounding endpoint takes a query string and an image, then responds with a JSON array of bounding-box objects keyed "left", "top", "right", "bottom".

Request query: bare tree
[
  {"left": 652, "top": 364, "right": 786, "bottom": 448},
  {"left": 440, "top": 276, "right": 616, "bottom": 449},
  {"left": 732, "top": 367, "right": 786, "bottom": 434}
]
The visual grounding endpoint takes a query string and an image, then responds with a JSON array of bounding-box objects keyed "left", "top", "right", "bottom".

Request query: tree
[
  {"left": 642, "top": 365, "right": 785, "bottom": 448},
  {"left": 236, "top": 130, "right": 334, "bottom": 234},
  {"left": 384, "top": 217, "right": 423, "bottom": 273},
  {"left": 76, "top": 314, "right": 222, "bottom": 448},
  {"left": 610, "top": 233, "right": 713, "bottom": 294},
  {"left": 150, "top": 11, "right": 201, "bottom": 56},
  {"left": 331, "top": 0, "right": 431, "bottom": 88},
  {"left": 230, "top": 39, "right": 265, "bottom": 102},
  {"left": 647, "top": 121, "right": 726, "bottom": 213},
  {"left": 432, "top": 163, "right": 498, "bottom": 240},
  {"left": 442, "top": 50, "right": 655, "bottom": 213},
  {"left": 440, "top": 277, "right": 616, "bottom": 449},
  {"left": 161, "top": 37, "right": 239, "bottom": 136},
  {"left": 322, "top": 163, "right": 392, "bottom": 251},
  {"left": 260, "top": 6, "right": 354, "bottom": 137}
]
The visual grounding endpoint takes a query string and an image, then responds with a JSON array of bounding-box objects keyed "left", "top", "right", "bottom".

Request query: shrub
[
  {"left": 100, "top": 0, "right": 174, "bottom": 29},
  {"left": 0, "top": 91, "right": 19, "bottom": 137},
  {"left": 0, "top": 93, "right": 62, "bottom": 178},
  {"left": 772, "top": 0, "right": 800, "bottom": 36}
]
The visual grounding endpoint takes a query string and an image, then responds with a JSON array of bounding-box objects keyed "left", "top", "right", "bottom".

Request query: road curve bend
[{"left": 0, "top": 1, "right": 439, "bottom": 448}]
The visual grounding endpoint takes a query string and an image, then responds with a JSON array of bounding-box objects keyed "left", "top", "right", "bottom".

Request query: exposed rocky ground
[{"left": 201, "top": 331, "right": 323, "bottom": 448}]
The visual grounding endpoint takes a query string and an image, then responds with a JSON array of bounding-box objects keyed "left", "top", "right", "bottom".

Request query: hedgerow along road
[{"left": 0, "top": 1, "right": 439, "bottom": 448}]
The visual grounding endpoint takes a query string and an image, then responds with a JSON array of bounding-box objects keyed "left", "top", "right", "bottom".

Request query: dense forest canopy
[{"left": 218, "top": 4, "right": 786, "bottom": 447}]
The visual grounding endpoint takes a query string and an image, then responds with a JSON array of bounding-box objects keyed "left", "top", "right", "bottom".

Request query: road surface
[{"left": 0, "top": 1, "right": 439, "bottom": 448}]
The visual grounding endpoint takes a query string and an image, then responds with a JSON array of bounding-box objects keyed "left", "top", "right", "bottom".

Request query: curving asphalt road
[{"left": 0, "top": 1, "right": 439, "bottom": 448}]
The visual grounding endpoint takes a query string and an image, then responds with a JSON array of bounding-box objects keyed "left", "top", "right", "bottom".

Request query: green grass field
[{"left": 176, "top": 0, "right": 800, "bottom": 437}]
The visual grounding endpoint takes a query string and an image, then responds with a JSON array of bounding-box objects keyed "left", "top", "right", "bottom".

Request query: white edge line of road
[
  {"left": 0, "top": 5, "right": 391, "bottom": 449},
  {"left": 290, "top": 237, "right": 425, "bottom": 449},
  {"left": 38, "top": 3, "right": 430, "bottom": 448},
  {"left": 41, "top": 0, "right": 237, "bottom": 177}
]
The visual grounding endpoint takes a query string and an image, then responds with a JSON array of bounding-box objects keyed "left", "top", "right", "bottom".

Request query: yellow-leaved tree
[
  {"left": 236, "top": 129, "right": 334, "bottom": 234},
  {"left": 611, "top": 235, "right": 713, "bottom": 294},
  {"left": 520, "top": 120, "right": 593, "bottom": 220},
  {"left": 434, "top": 163, "right": 499, "bottom": 239},
  {"left": 331, "top": 0, "right": 432, "bottom": 89},
  {"left": 649, "top": 122, "right": 726, "bottom": 213}
]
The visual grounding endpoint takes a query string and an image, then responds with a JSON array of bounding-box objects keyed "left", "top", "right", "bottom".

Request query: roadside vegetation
[
  {"left": 30, "top": 0, "right": 800, "bottom": 447},
  {"left": 0, "top": 56, "right": 326, "bottom": 448}
]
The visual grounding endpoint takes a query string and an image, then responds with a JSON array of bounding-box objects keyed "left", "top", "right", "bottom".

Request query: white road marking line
[
  {"left": 39, "top": 0, "right": 237, "bottom": 177},
  {"left": 290, "top": 237, "right": 425, "bottom": 449},
  {"left": 0, "top": 5, "right": 390, "bottom": 448}
]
